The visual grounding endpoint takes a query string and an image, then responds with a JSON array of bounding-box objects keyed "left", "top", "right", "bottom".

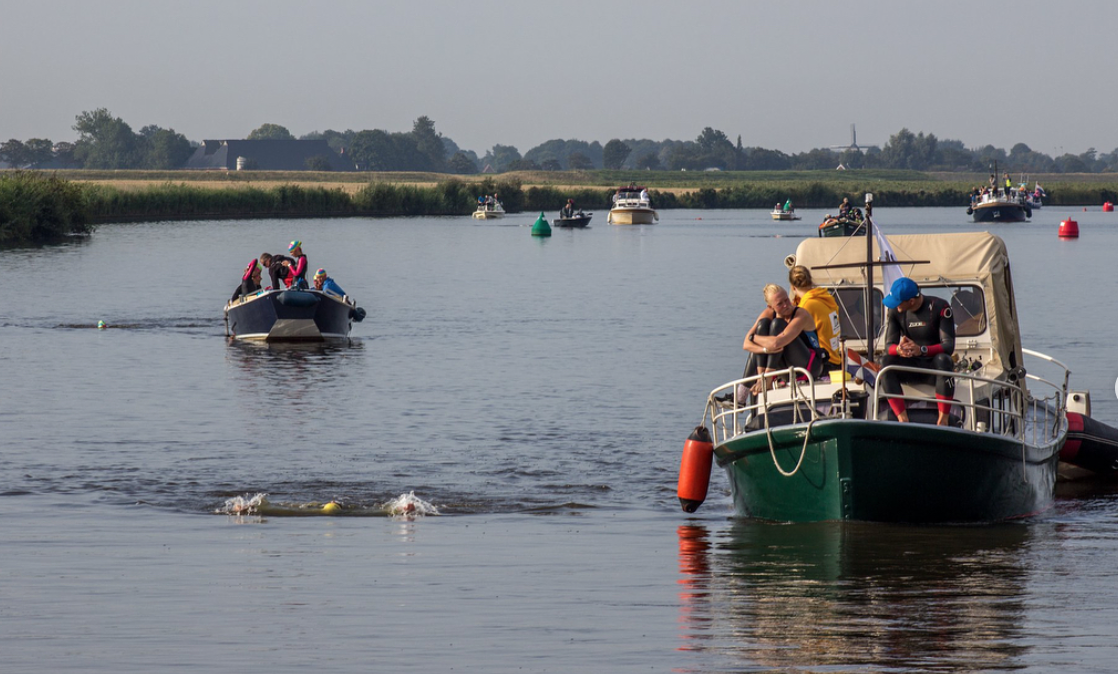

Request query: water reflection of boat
[
  {"left": 608, "top": 185, "right": 658, "bottom": 225},
  {"left": 224, "top": 288, "right": 362, "bottom": 342},
  {"left": 682, "top": 198, "right": 1080, "bottom": 523},
  {"left": 676, "top": 521, "right": 1031, "bottom": 672}
]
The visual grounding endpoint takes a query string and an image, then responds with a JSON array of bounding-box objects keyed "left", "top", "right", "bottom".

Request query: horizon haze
[{"left": 3, "top": 0, "right": 1115, "bottom": 158}]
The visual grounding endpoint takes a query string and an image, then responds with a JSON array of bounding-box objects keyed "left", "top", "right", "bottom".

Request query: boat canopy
[{"left": 793, "top": 232, "right": 1022, "bottom": 374}]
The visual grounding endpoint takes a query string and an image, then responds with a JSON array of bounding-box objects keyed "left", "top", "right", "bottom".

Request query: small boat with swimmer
[
  {"left": 678, "top": 194, "right": 1118, "bottom": 524},
  {"left": 225, "top": 288, "right": 365, "bottom": 342}
]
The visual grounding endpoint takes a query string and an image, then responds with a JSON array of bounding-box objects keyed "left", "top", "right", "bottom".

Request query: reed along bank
[{"left": 6, "top": 169, "right": 1118, "bottom": 246}]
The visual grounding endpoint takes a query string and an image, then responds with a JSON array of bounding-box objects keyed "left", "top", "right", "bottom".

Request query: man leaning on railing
[{"left": 879, "top": 277, "right": 957, "bottom": 426}]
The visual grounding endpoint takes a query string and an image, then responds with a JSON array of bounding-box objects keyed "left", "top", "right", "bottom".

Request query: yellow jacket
[{"left": 796, "top": 287, "right": 842, "bottom": 365}]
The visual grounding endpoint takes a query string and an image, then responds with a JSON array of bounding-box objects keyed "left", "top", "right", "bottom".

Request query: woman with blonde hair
[
  {"left": 742, "top": 283, "right": 829, "bottom": 393},
  {"left": 788, "top": 265, "right": 842, "bottom": 369}
]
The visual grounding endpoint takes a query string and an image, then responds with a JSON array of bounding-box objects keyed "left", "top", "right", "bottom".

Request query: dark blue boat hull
[
  {"left": 225, "top": 289, "right": 355, "bottom": 341},
  {"left": 555, "top": 215, "right": 592, "bottom": 228},
  {"left": 970, "top": 202, "right": 1030, "bottom": 222}
]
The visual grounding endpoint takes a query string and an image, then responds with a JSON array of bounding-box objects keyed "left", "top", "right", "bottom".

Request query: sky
[{"left": 3, "top": 0, "right": 1116, "bottom": 158}]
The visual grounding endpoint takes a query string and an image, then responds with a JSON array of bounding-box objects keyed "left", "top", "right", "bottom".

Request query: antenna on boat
[
  {"left": 864, "top": 193, "right": 875, "bottom": 359},
  {"left": 811, "top": 193, "right": 926, "bottom": 364}
]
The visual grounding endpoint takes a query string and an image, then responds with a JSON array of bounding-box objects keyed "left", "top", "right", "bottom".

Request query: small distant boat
[
  {"left": 554, "top": 212, "right": 592, "bottom": 228},
  {"left": 225, "top": 288, "right": 363, "bottom": 342},
  {"left": 473, "top": 201, "right": 505, "bottom": 219},
  {"left": 1027, "top": 182, "right": 1045, "bottom": 210},
  {"left": 967, "top": 191, "right": 1031, "bottom": 222},
  {"left": 608, "top": 186, "right": 658, "bottom": 225},
  {"left": 818, "top": 215, "right": 866, "bottom": 237},
  {"left": 771, "top": 208, "right": 801, "bottom": 221},
  {"left": 968, "top": 164, "right": 1031, "bottom": 222}
]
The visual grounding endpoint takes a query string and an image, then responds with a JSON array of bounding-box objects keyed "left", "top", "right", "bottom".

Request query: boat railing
[
  {"left": 870, "top": 359, "right": 1067, "bottom": 446},
  {"left": 613, "top": 196, "right": 652, "bottom": 209},
  {"left": 704, "top": 352, "right": 1069, "bottom": 447},
  {"left": 705, "top": 367, "right": 819, "bottom": 445}
]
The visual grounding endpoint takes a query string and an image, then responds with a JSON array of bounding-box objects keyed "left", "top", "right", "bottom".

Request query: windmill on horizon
[{"left": 830, "top": 124, "right": 860, "bottom": 152}]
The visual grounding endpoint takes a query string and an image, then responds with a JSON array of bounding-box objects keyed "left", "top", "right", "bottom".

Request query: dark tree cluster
[
  {"left": 1, "top": 108, "right": 193, "bottom": 170},
  {"left": 5, "top": 109, "right": 1118, "bottom": 174}
]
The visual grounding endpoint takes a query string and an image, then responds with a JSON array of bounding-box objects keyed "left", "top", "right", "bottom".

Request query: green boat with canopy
[{"left": 680, "top": 202, "right": 1078, "bottom": 523}]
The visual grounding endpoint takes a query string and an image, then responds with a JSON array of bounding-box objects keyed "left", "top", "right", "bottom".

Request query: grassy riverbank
[
  {"left": 5, "top": 169, "right": 1118, "bottom": 246},
  {"left": 0, "top": 172, "right": 92, "bottom": 245}
]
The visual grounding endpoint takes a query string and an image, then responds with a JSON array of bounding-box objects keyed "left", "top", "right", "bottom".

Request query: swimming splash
[
  {"left": 219, "top": 492, "right": 271, "bottom": 515},
  {"left": 217, "top": 491, "right": 439, "bottom": 517},
  {"left": 382, "top": 491, "right": 439, "bottom": 519}
]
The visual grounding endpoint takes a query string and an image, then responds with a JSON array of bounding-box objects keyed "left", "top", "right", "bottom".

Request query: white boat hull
[{"left": 608, "top": 207, "right": 658, "bottom": 225}]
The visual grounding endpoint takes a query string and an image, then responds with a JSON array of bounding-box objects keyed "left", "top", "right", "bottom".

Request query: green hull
[{"left": 714, "top": 419, "right": 1060, "bottom": 523}]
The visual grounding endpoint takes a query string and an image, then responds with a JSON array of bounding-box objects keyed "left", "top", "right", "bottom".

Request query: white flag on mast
[{"left": 871, "top": 219, "right": 904, "bottom": 290}]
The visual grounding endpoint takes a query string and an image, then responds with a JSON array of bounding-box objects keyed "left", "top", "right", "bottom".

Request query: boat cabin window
[
  {"left": 946, "top": 285, "right": 987, "bottom": 336},
  {"left": 825, "top": 284, "right": 987, "bottom": 339},
  {"left": 829, "top": 287, "right": 884, "bottom": 341}
]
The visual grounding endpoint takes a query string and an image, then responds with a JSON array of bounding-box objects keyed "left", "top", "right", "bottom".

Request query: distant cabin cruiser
[
  {"left": 967, "top": 190, "right": 1031, "bottom": 223},
  {"left": 473, "top": 198, "right": 505, "bottom": 219},
  {"left": 607, "top": 185, "right": 658, "bottom": 225}
]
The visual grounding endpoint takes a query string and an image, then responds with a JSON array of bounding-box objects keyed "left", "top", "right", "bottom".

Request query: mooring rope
[{"left": 761, "top": 382, "right": 816, "bottom": 477}]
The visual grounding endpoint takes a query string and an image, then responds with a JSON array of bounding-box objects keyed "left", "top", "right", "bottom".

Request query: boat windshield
[
  {"left": 827, "top": 283, "right": 987, "bottom": 340},
  {"left": 945, "top": 284, "right": 987, "bottom": 336},
  {"left": 830, "top": 287, "right": 884, "bottom": 341}
]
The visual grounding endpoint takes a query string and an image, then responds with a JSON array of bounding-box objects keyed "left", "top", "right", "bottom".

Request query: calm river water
[{"left": 4, "top": 206, "right": 1118, "bottom": 672}]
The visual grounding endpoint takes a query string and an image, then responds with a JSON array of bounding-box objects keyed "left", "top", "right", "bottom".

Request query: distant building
[{"left": 185, "top": 139, "right": 354, "bottom": 171}]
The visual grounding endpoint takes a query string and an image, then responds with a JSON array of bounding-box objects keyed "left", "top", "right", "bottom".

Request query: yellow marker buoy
[{"left": 321, "top": 501, "right": 341, "bottom": 514}]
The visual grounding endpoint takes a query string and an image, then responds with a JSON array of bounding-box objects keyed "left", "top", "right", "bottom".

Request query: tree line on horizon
[{"left": 2, "top": 108, "right": 1117, "bottom": 175}]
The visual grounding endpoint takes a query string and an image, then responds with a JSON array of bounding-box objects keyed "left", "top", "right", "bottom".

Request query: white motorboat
[{"left": 607, "top": 185, "right": 658, "bottom": 225}]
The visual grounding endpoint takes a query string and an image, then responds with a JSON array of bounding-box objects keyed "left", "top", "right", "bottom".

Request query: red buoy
[
  {"left": 678, "top": 425, "right": 714, "bottom": 513},
  {"left": 1104, "top": 202, "right": 1114, "bottom": 212},
  {"left": 1059, "top": 218, "right": 1079, "bottom": 238}
]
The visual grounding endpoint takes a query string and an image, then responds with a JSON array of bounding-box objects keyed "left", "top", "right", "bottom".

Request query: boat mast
[{"left": 864, "top": 193, "right": 875, "bottom": 358}]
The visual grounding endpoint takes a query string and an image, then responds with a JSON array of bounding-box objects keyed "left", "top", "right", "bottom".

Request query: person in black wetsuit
[
  {"left": 879, "top": 277, "right": 956, "bottom": 425},
  {"left": 230, "top": 259, "right": 263, "bottom": 302},
  {"left": 742, "top": 283, "right": 829, "bottom": 394},
  {"left": 260, "top": 252, "right": 293, "bottom": 290}
]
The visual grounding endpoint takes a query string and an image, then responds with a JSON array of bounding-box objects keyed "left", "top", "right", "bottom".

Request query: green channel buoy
[{"left": 531, "top": 212, "right": 551, "bottom": 237}]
